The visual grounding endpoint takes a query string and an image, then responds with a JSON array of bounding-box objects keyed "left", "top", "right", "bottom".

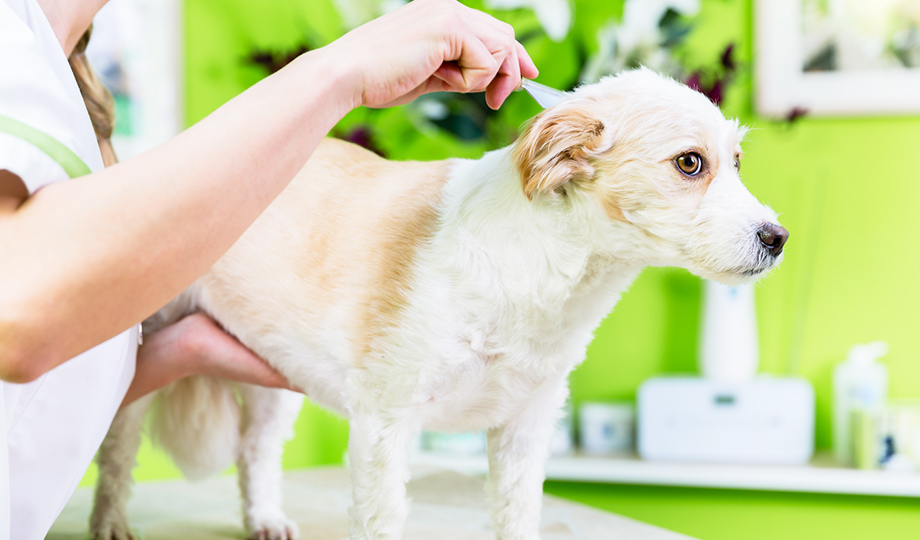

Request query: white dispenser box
[{"left": 638, "top": 377, "right": 815, "bottom": 465}]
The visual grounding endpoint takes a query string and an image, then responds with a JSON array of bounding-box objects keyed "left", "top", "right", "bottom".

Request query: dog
[{"left": 89, "top": 68, "right": 787, "bottom": 540}]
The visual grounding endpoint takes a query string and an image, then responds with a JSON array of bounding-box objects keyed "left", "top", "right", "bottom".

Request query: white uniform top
[{"left": 0, "top": 0, "right": 138, "bottom": 538}]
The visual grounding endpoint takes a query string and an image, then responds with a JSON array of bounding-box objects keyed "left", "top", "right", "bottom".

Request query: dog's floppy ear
[{"left": 513, "top": 105, "right": 607, "bottom": 201}]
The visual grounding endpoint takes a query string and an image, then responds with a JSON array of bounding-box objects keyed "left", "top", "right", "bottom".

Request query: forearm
[{"left": 0, "top": 50, "right": 351, "bottom": 379}]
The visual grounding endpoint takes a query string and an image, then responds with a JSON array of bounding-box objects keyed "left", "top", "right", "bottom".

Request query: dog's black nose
[{"left": 758, "top": 223, "right": 789, "bottom": 256}]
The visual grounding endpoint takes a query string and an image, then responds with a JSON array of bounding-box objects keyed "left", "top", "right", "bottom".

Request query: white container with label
[
  {"left": 833, "top": 341, "right": 889, "bottom": 466},
  {"left": 578, "top": 402, "right": 635, "bottom": 455}
]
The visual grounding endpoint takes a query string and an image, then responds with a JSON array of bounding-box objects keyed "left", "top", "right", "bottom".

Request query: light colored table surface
[{"left": 49, "top": 467, "right": 696, "bottom": 540}]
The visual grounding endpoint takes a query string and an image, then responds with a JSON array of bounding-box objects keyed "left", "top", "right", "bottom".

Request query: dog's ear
[{"left": 513, "top": 106, "right": 607, "bottom": 201}]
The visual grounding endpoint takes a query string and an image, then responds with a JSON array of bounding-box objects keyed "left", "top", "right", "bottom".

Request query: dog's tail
[{"left": 149, "top": 376, "right": 240, "bottom": 480}]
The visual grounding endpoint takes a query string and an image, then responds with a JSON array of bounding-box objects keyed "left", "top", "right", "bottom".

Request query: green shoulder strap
[{"left": 0, "top": 114, "right": 92, "bottom": 179}]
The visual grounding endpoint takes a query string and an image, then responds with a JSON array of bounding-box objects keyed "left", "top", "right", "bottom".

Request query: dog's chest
[
  {"left": 394, "top": 270, "right": 625, "bottom": 432},
  {"left": 409, "top": 326, "right": 571, "bottom": 432}
]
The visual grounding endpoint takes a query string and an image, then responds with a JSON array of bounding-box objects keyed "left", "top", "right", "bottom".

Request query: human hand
[
  {"left": 321, "top": 0, "right": 538, "bottom": 110},
  {"left": 122, "top": 313, "right": 298, "bottom": 408}
]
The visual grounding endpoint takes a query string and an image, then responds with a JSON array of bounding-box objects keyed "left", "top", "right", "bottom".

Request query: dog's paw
[
  {"left": 247, "top": 514, "right": 300, "bottom": 540},
  {"left": 89, "top": 521, "right": 136, "bottom": 540}
]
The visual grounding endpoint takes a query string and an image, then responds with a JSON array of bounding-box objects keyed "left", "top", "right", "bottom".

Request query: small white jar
[{"left": 578, "top": 402, "right": 635, "bottom": 455}]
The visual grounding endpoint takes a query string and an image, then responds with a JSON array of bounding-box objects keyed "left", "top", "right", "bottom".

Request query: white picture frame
[{"left": 756, "top": 0, "right": 920, "bottom": 117}]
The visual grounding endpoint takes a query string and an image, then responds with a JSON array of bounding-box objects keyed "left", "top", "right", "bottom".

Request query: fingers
[
  {"left": 484, "top": 45, "right": 520, "bottom": 110},
  {"left": 485, "top": 42, "right": 539, "bottom": 109},
  {"left": 339, "top": 0, "right": 539, "bottom": 109},
  {"left": 432, "top": 3, "right": 538, "bottom": 109},
  {"left": 517, "top": 41, "right": 539, "bottom": 80},
  {"left": 435, "top": 33, "right": 499, "bottom": 92}
]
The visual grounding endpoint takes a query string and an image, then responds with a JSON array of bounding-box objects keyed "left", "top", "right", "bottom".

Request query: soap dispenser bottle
[
  {"left": 699, "top": 280, "right": 759, "bottom": 382},
  {"left": 833, "top": 341, "right": 889, "bottom": 466}
]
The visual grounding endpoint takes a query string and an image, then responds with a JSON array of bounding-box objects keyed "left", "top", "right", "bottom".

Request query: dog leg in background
[
  {"left": 89, "top": 393, "right": 156, "bottom": 540},
  {"left": 237, "top": 384, "right": 306, "bottom": 540},
  {"left": 486, "top": 379, "right": 570, "bottom": 540},
  {"left": 347, "top": 412, "right": 415, "bottom": 540}
]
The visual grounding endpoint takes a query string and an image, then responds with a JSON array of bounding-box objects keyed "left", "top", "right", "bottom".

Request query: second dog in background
[{"left": 91, "top": 68, "right": 787, "bottom": 540}]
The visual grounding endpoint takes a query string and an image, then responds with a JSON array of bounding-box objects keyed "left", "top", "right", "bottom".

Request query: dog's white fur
[{"left": 90, "top": 69, "right": 784, "bottom": 540}]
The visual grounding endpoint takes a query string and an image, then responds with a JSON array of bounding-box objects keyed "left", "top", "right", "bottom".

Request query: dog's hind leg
[
  {"left": 89, "top": 393, "right": 155, "bottom": 540},
  {"left": 237, "top": 384, "right": 305, "bottom": 540}
]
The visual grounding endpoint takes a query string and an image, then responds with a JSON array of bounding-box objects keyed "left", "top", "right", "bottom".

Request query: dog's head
[{"left": 513, "top": 68, "right": 786, "bottom": 285}]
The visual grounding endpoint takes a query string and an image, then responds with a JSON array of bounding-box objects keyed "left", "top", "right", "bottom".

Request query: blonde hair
[{"left": 69, "top": 25, "right": 118, "bottom": 167}]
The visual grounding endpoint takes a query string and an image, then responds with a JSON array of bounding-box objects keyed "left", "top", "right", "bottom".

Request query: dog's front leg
[
  {"left": 347, "top": 412, "right": 414, "bottom": 540},
  {"left": 486, "top": 379, "right": 569, "bottom": 540}
]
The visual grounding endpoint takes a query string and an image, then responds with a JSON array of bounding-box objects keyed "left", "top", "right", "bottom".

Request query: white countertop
[{"left": 49, "top": 466, "right": 696, "bottom": 540}]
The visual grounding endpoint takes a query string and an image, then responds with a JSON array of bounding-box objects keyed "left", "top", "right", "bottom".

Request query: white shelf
[{"left": 409, "top": 451, "right": 920, "bottom": 498}]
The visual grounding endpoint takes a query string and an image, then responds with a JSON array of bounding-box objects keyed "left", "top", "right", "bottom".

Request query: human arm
[{"left": 0, "top": 0, "right": 538, "bottom": 383}]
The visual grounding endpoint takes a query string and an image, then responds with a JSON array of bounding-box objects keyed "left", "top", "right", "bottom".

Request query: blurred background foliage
[{"left": 242, "top": 0, "right": 745, "bottom": 160}]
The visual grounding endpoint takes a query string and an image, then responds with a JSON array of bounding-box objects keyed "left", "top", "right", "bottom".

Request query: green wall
[
  {"left": 80, "top": 1, "right": 920, "bottom": 538},
  {"left": 544, "top": 482, "right": 920, "bottom": 540}
]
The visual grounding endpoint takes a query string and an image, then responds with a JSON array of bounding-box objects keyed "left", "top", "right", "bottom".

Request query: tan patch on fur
[
  {"left": 697, "top": 167, "right": 716, "bottom": 189},
  {"left": 512, "top": 105, "right": 607, "bottom": 201},
  {"left": 355, "top": 160, "right": 449, "bottom": 362},
  {"left": 598, "top": 191, "right": 626, "bottom": 221},
  {"left": 584, "top": 138, "right": 652, "bottom": 223},
  {"left": 229, "top": 139, "right": 450, "bottom": 367}
]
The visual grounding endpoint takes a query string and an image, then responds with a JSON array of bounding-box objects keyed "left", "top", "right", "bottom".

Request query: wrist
[{"left": 294, "top": 45, "right": 362, "bottom": 120}]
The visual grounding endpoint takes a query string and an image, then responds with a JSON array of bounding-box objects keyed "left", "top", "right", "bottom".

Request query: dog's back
[{"left": 189, "top": 138, "right": 454, "bottom": 412}]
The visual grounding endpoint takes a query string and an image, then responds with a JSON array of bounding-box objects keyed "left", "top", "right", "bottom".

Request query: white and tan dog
[{"left": 90, "top": 69, "right": 787, "bottom": 540}]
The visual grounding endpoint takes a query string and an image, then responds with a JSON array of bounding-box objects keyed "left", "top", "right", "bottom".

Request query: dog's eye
[
  {"left": 734, "top": 155, "right": 741, "bottom": 171},
  {"left": 675, "top": 153, "right": 703, "bottom": 176}
]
